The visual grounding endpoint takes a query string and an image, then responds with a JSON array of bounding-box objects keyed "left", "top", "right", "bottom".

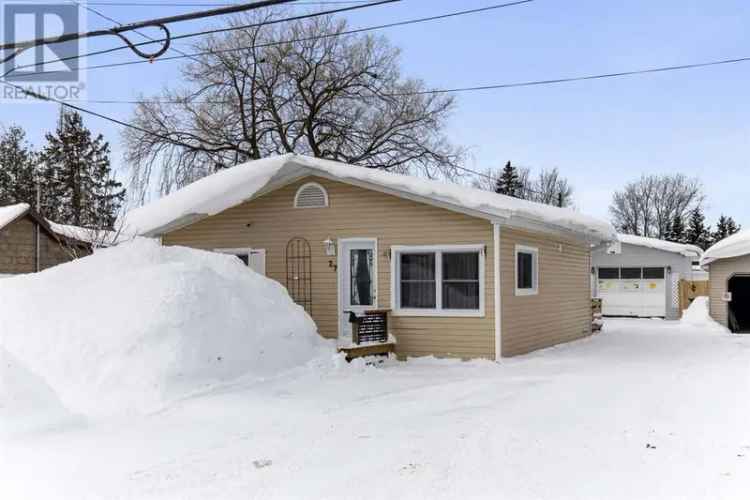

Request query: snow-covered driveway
[{"left": 4, "top": 314, "right": 750, "bottom": 500}]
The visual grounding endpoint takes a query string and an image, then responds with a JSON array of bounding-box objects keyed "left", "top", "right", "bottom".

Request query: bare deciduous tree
[
  {"left": 124, "top": 12, "right": 465, "bottom": 202},
  {"left": 609, "top": 174, "right": 704, "bottom": 238},
  {"left": 472, "top": 165, "right": 574, "bottom": 207}
]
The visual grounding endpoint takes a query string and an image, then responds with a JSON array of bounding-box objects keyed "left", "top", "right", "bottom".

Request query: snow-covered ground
[{"left": 3, "top": 299, "right": 750, "bottom": 499}]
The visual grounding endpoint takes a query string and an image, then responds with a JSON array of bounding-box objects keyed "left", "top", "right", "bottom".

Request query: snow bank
[
  {"left": 617, "top": 233, "right": 702, "bottom": 257},
  {"left": 0, "top": 239, "right": 329, "bottom": 420},
  {"left": 681, "top": 297, "right": 727, "bottom": 332},
  {"left": 0, "top": 202, "right": 29, "bottom": 231},
  {"left": 701, "top": 230, "right": 750, "bottom": 265},
  {"left": 124, "top": 154, "right": 616, "bottom": 242}
]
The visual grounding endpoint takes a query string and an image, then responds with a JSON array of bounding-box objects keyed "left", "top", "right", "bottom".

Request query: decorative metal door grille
[{"left": 286, "top": 237, "right": 312, "bottom": 313}]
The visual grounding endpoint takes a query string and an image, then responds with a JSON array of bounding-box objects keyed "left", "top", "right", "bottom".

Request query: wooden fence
[{"left": 679, "top": 279, "right": 709, "bottom": 313}]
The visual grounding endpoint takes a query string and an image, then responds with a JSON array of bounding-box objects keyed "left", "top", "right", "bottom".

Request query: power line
[
  {"left": 66, "top": 0, "right": 203, "bottom": 65},
  {"left": 79, "top": 1, "right": 372, "bottom": 4},
  {"left": 10, "top": 0, "right": 532, "bottom": 75},
  {"left": 48, "top": 53, "right": 750, "bottom": 103}
]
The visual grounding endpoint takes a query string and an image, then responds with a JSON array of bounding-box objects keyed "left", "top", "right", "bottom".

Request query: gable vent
[{"left": 294, "top": 182, "right": 329, "bottom": 208}]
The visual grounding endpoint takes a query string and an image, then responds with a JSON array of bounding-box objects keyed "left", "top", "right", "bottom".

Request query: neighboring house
[
  {"left": 591, "top": 234, "right": 703, "bottom": 319},
  {"left": 124, "top": 154, "right": 616, "bottom": 359},
  {"left": 701, "top": 231, "right": 750, "bottom": 333},
  {"left": 0, "top": 203, "right": 90, "bottom": 276}
]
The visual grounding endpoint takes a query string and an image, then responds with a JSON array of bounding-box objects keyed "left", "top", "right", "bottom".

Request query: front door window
[{"left": 350, "top": 249, "right": 374, "bottom": 306}]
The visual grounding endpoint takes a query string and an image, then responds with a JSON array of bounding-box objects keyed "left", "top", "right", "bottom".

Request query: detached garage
[
  {"left": 702, "top": 231, "right": 750, "bottom": 333},
  {"left": 592, "top": 234, "right": 703, "bottom": 319}
]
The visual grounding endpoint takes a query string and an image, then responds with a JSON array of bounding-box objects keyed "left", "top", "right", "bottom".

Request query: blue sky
[{"left": 2, "top": 0, "right": 749, "bottom": 226}]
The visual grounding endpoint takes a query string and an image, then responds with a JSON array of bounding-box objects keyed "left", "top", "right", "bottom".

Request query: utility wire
[
  {"left": 0, "top": 0, "right": 302, "bottom": 68},
  {"left": 43, "top": 53, "right": 750, "bottom": 102},
  {"left": 67, "top": 0, "right": 201, "bottom": 63},
  {"left": 10, "top": 0, "right": 532, "bottom": 76}
]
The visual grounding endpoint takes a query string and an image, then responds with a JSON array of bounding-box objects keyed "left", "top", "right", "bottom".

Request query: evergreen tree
[
  {"left": 686, "top": 207, "right": 712, "bottom": 250},
  {"left": 666, "top": 214, "right": 686, "bottom": 243},
  {"left": 39, "top": 110, "right": 125, "bottom": 228},
  {"left": 712, "top": 215, "right": 741, "bottom": 244},
  {"left": 495, "top": 161, "right": 523, "bottom": 198},
  {"left": 0, "top": 126, "right": 38, "bottom": 206}
]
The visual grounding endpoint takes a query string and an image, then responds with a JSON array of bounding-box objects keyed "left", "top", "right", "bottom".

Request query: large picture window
[{"left": 391, "top": 245, "right": 485, "bottom": 316}]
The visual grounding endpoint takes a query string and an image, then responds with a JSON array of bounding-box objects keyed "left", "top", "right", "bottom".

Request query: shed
[
  {"left": 591, "top": 234, "right": 702, "bottom": 319},
  {"left": 0, "top": 203, "right": 91, "bottom": 277}
]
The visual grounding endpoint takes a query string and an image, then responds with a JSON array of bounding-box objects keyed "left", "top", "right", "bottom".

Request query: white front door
[{"left": 339, "top": 239, "right": 378, "bottom": 343}]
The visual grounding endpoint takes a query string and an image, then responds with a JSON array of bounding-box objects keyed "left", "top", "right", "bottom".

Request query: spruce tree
[
  {"left": 495, "top": 161, "right": 523, "bottom": 198},
  {"left": 686, "top": 207, "right": 712, "bottom": 250},
  {"left": 712, "top": 215, "right": 741, "bottom": 244},
  {"left": 39, "top": 110, "right": 125, "bottom": 228},
  {"left": 666, "top": 214, "right": 686, "bottom": 243},
  {"left": 0, "top": 126, "right": 38, "bottom": 206}
]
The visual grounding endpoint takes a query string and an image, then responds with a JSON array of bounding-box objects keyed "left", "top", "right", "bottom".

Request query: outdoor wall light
[
  {"left": 667, "top": 266, "right": 672, "bottom": 274},
  {"left": 323, "top": 237, "right": 336, "bottom": 257}
]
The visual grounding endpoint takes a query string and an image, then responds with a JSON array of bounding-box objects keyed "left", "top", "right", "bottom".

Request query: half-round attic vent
[{"left": 294, "top": 182, "right": 329, "bottom": 208}]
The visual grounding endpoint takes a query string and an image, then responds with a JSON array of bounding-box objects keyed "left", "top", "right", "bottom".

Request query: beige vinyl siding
[
  {"left": 163, "top": 176, "right": 496, "bottom": 359},
  {"left": 707, "top": 255, "right": 750, "bottom": 327},
  {"left": 500, "top": 227, "right": 592, "bottom": 356}
]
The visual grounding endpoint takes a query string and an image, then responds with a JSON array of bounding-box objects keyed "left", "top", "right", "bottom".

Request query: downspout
[{"left": 493, "top": 222, "right": 502, "bottom": 361}]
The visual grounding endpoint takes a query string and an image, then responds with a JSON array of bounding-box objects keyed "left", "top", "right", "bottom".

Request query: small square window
[{"left": 515, "top": 245, "right": 538, "bottom": 296}]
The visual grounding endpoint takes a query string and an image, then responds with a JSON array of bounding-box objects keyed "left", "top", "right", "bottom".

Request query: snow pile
[
  {"left": 0, "top": 239, "right": 328, "bottom": 421},
  {"left": 701, "top": 230, "right": 750, "bottom": 265},
  {"left": 0, "top": 202, "right": 29, "bottom": 231},
  {"left": 124, "top": 154, "right": 616, "bottom": 242},
  {"left": 617, "top": 233, "right": 702, "bottom": 257},
  {"left": 681, "top": 297, "right": 727, "bottom": 332}
]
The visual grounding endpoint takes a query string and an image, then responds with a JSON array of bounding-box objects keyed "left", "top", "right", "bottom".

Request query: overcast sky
[{"left": 2, "top": 0, "right": 749, "bottom": 227}]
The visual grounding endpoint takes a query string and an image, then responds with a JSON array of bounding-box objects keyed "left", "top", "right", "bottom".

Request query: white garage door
[{"left": 597, "top": 267, "right": 666, "bottom": 317}]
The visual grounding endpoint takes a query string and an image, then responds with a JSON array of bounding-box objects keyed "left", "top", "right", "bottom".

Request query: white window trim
[
  {"left": 293, "top": 181, "right": 329, "bottom": 209},
  {"left": 390, "top": 244, "right": 485, "bottom": 318},
  {"left": 514, "top": 244, "right": 539, "bottom": 296},
  {"left": 215, "top": 247, "right": 266, "bottom": 275}
]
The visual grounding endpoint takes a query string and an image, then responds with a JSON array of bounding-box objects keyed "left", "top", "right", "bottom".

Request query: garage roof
[
  {"left": 701, "top": 230, "right": 750, "bottom": 265},
  {"left": 617, "top": 234, "right": 703, "bottom": 258}
]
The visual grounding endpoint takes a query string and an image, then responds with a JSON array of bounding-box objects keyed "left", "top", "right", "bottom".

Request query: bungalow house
[
  {"left": 0, "top": 203, "right": 90, "bottom": 276},
  {"left": 701, "top": 231, "right": 750, "bottom": 332},
  {"left": 124, "top": 154, "right": 616, "bottom": 359},
  {"left": 592, "top": 234, "right": 703, "bottom": 319}
]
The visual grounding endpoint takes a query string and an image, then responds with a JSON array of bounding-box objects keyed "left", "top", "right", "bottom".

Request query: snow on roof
[
  {"left": 0, "top": 203, "right": 30, "bottom": 231},
  {"left": 124, "top": 154, "right": 616, "bottom": 242},
  {"left": 46, "top": 220, "right": 118, "bottom": 246},
  {"left": 617, "top": 233, "right": 703, "bottom": 258},
  {"left": 701, "top": 230, "right": 750, "bottom": 266}
]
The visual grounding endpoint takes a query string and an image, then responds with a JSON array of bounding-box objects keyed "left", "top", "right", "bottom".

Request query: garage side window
[
  {"left": 515, "top": 245, "right": 539, "bottom": 296},
  {"left": 214, "top": 248, "right": 266, "bottom": 276}
]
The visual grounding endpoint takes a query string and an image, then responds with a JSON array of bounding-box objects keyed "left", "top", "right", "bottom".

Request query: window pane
[
  {"left": 401, "top": 282, "right": 436, "bottom": 308},
  {"left": 442, "top": 252, "right": 479, "bottom": 280},
  {"left": 400, "top": 253, "right": 436, "bottom": 309},
  {"left": 643, "top": 267, "right": 665, "bottom": 279},
  {"left": 350, "top": 249, "right": 373, "bottom": 306},
  {"left": 517, "top": 252, "right": 534, "bottom": 289},
  {"left": 621, "top": 267, "right": 642, "bottom": 279},
  {"left": 443, "top": 283, "right": 480, "bottom": 309},
  {"left": 401, "top": 253, "right": 435, "bottom": 280},
  {"left": 598, "top": 267, "right": 619, "bottom": 279},
  {"left": 235, "top": 254, "right": 249, "bottom": 266},
  {"left": 442, "top": 252, "right": 480, "bottom": 309}
]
